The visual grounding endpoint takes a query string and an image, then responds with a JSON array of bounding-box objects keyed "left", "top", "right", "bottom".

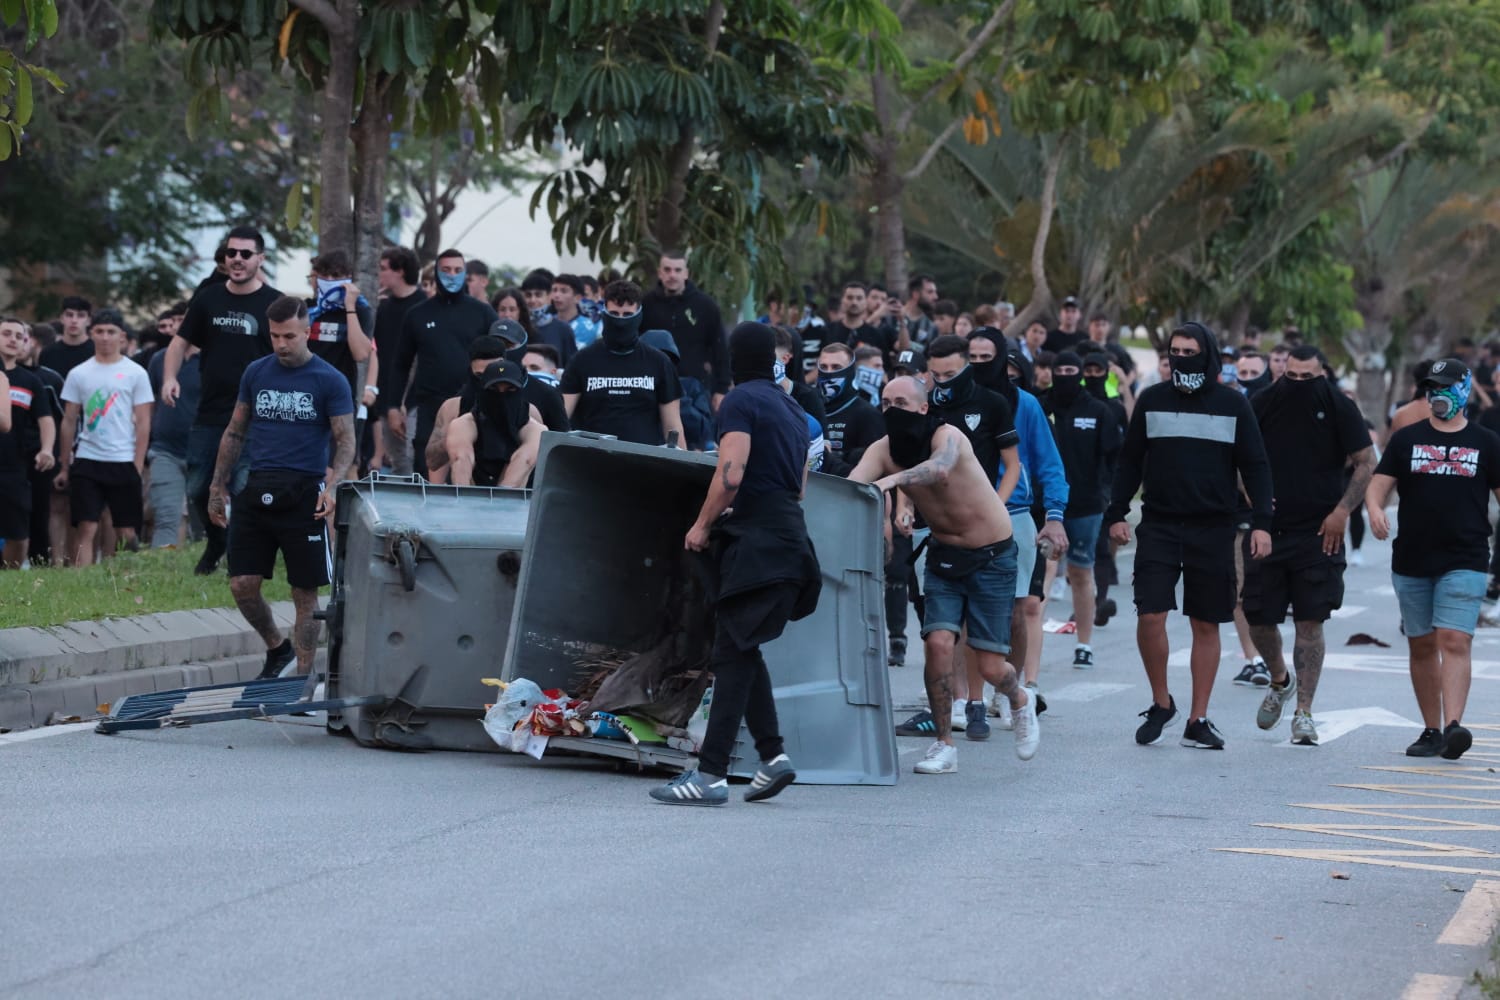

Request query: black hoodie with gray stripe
[{"left": 1104, "top": 323, "right": 1273, "bottom": 530}]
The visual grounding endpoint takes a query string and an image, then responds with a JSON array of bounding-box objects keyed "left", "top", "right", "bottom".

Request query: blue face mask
[
  {"left": 773, "top": 359, "right": 786, "bottom": 382},
  {"left": 438, "top": 271, "right": 466, "bottom": 295},
  {"left": 1427, "top": 371, "right": 1472, "bottom": 420}
]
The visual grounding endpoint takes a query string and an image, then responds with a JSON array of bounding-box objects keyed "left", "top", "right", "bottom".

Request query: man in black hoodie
[
  {"left": 390, "top": 248, "right": 499, "bottom": 476},
  {"left": 814, "top": 342, "right": 884, "bottom": 477},
  {"left": 639, "top": 251, "right": 730, "bottom": 410},
  {"left": 1106, "top": 322, "right": 1273, "bottom": 750}
]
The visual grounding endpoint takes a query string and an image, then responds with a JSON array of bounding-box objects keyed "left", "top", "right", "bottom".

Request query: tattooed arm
[
  {"left": 1320, "top": 445, "right": 1375, "bottom": 555},
  {"left": 874, "top": 426, "right": 960, "bottom": 492},
  {"left": 316, "top": 412, "right": 355, "bottom": 520},
  {"left": 208, "top": 402, "right": 252, "bottom": 527},
  {"left": 685, "top": 430, "right": 750, "bottom": 551}
]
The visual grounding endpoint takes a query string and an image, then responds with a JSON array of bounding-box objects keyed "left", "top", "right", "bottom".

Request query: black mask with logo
[
  {"left": 884, "top": 407, "right": 938, "bottom": 469},
  {"left": 930, "top": 364, "right": 975, "bottom": 407},
  {"left": 818, "top": 360, "right": 859, "bottom": 413}
]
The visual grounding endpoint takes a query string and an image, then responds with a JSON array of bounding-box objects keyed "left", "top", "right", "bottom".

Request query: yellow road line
[
  {"left": 1436, "top": 879, "right": 1500, "bottom": 946},
  {"left": 1399, "top": 973, "right": 1464, "bottom": 1000}
]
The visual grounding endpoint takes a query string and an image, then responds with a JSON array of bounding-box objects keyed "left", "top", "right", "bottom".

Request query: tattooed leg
[
  {"left": 291, "top": 587, "right": 323, "bottom": 675},
  {"left": 977, "top": 650, "right": 1025, "bottom": 709},
  {"left": 1293, "top": 620, "right": 1325, "bottom": 713},
  {"left": 923, "top": 630, "right": 957, "bottom": 743},
  {"left": 1249, "top": 623, "right": 1288, "bottom": 685},
  {"left": 229, "top": 575, "right": 282, "bottom": 648}
]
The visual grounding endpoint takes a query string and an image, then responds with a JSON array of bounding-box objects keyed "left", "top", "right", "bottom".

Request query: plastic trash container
[
  {"left": 324, "top": 476, "right": 530, "bottom": 751},
  {"left": 502, "top": 432, "right": 897, "bottom": 785}
]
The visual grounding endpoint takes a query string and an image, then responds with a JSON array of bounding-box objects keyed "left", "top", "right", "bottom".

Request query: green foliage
[{"left": 0, "top": 0, "right": 64, "bottom": 159}]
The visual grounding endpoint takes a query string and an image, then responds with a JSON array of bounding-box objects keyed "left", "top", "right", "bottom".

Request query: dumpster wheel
[{"left": 393, "top": 536, "right": 417, "bottom": 591}]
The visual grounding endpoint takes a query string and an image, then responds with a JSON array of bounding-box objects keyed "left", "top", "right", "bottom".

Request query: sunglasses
[{"left": 225, "top": 248, "right": 259, "bottom": 260}]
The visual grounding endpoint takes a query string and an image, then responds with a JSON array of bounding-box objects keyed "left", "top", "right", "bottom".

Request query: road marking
[
  {"left": 1399, "top": 973, "right": 1464, "bottom": 1000},
  {"left": 0, "top": 722, "right": 96, "bottom": 747},
  {"left": 1436, "top": 879, "right": 1500, "bottom": 946},
  {"left": 1045, "top": 682, "right": 1133, "bottom": 703},
  {"left": 1266, "top": 706, "right": 1419, "bottom": 746}
]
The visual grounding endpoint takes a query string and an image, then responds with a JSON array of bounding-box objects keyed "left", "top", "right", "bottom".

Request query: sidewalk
[{"left": 0, "top": 603, "right": 297, "bottom": 732}]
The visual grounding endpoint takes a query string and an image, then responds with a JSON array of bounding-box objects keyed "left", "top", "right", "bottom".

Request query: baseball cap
[
  {"left": 1082, "top": 351, "right": 1111, "bottom": 371},
  {"left": 1421, "top": 357, "right": 1470, "bottom": 388},
  {"left": 488, "top": 318, "right": 528, "bottom": 347},
  {"left": 1061, "top": 295, "right": 1080, "bottom": 308},
  {"left": 892, "top": 347, "right": 927, "bottom": 374},
  {"left": 480, "top": 359, "right": 527, "bottom": 390}
]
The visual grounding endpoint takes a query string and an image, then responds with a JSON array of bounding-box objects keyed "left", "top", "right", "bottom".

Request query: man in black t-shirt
[
  {"left": 560, "top": 280, "right": 684, "bottom": 447},
  {"left": 304, "top": 249, "right": 375, "bottom": 409},
  {"left": 1368, "top": 358, "right": 1500, "bottom": 761},
  {"left": 0, "top": 320, "right": 57, "bottom": 568},
  {"left": 1042, "top": 296, "right": 1087, "bottom": 354},
  {"left": 161, "top": 224, "right": 281, "bottom": 575},
  {"left": 1244, "top": 346, "right": 1375, "bottom": 746},
  {"left": 39, "top": 296, "right": 96, "bottom": 380},
  {"left": 373, "top": 247, "right": 427, "bottom": 475},
  {"left": 651, "top": 322, "right": 818, "bottom": 807}
]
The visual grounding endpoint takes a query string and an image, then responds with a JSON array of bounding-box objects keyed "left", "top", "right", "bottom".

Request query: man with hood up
[
  {"left": 390, "top": 248, "right": 500, "bottom": 476},
  {"left": 445, "top": 359, "right": 545, "bottom": 488},
  {"left": 1106, "top": 321, "right": 1274, "bottom": 750},
  {"left": 1242, "top": 345, "right": 1375, "bottom": 746},
  {"left": 652, "top": 322, "right": 821, "bottom": 806},
  {"left": 560, "top": 279, "right": 684, "bottom": 447}
]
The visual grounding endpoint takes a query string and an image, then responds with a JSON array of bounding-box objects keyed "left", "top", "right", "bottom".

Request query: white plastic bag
[{"left": 481, "top": 678, "right": 546, "bottom": 753}]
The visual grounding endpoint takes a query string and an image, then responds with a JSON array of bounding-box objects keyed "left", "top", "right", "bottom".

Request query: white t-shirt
[{"left": 61, "top": 356, "right": 153, "bottom": 463}]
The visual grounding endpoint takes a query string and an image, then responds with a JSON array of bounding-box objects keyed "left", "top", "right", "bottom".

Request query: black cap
[
  {"left": 488, "top": 318, "right": 527, "bottom": 347},
  {"left": 1082, "top": 351, "right": 1110, "bottom": 371},
  {"left": 480, "top": 359, "right": 527, "bottom": 390},
  {"left": 892, "top": 347, "right": 928, "bottom": 374},
  {"left": 89, "top": 307, "right": 130, "bottom": 334},
  {"left": 1061, "top": 295, "right": 1080, "bottom": 308},
  {"left": 1421, "top": 357, "right": 1470, "bottom": 388}
]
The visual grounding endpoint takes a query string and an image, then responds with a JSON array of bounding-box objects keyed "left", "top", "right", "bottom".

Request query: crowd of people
[{"left": 1, "top": 223, "right": 1497, "bottom": 785}]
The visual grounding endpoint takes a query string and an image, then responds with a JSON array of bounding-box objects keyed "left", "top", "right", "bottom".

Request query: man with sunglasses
[
  {"left": 1241, "top": 345, "right": 1375, "bottom": 746},
  {"left": 160, "top": 225, "right": 281, "bottom": 575}
]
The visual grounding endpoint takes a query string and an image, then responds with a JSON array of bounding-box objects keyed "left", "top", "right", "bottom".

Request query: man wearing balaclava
[
  {"left": 560, "top": 279, "right": 684, "bottom": 447},
  {"left": 1237, "top": 345, "right": 1375, "bottom": 747},
  {"left": 1105, "top": 321, "right": 1274, "bottom": 751},
  {"left": 1048, "top": 351, "right": 1122, "bottom": 671},
  {"left": 813, "top": 342, "right": 884, "bottom": 477},
  {"left": 445, "top": 359, "right": 544, "bottom": 488},
  {"left": 652, "top": 322, "right": 821, "bottom": 806},
  {"left": 1367, "top": 357, "right": 1500, "bottom": 762},
  {"left": 390, "top": 248, "right": 500, "bottom": 476},
  {"left": 847, "top": 376, "right": 1041, "bottom": 774}
]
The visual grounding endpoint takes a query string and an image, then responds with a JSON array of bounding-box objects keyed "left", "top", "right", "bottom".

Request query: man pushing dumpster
[{"left": 651, "top": 322, "right": 822, "bottom": 806}]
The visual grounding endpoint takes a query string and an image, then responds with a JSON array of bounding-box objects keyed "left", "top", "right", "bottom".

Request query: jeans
[
  {"left": 147, "top": 450, "right": 200, "bottom": 548},
  {"left": 185, "top": 425, "right": 249, "bottom": 554},
  {"left": 921, "top": 538, "right": 1019, "bottom": 654},
  {"left": 1392, "top": 569, "right": 1486, "bottom": 637}
]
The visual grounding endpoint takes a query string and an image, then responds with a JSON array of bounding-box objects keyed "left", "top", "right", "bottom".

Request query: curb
[{"left": 0, "top": 602, "right": 297, "bottom": 732}]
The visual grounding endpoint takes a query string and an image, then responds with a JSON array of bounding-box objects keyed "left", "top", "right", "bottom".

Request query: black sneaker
[
  {"left": 1135, "top": 697, "right": 1178, "bottom": 746},
  {"left": 1073, "top": 647, "right": 1094, "bottom": 670},
  {"left": 1094, "top": 598, "right": 1117, "bottom": 628},
  {"left": 1232, "top": 662, "right": 1259, "bottom": 686},
  {"left": 194, "top": 539, "right": 226, "bottom": 576},
  {"left": 1250, "top": 660, "right": 1272, "bottom": 687},
  {"left": 1405, "top": 728, "right": 1444, "bottom": 757},
  {"left": 1441, "top": 722, "right": 1473, "bottom": 760},
  {"left": 1181, "top": 717, "right": 1226, "bottom": 750},
  {"left": 257, "top": 639, "right": 295, "bottom": 680},
  {"left": 888, "top": 637, "right": 907, "bottom": 668},
  {"left": 895, "top": 710, "right": 939, "bottom": 737},
  {"left": 1488, "top": 579, "right": 1500, "bottom": 601}
]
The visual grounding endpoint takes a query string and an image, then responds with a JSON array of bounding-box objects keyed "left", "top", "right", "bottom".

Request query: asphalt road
[{"left": 3, "top": 530, "right": 1498, "bottom": 1000}]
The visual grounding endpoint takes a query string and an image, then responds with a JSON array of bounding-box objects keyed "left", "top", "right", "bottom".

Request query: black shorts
[
  {"left": 1132, "top": 517, "right": 1237, "bottom": 623},
  {"left": 0, "top": 465, "right": 31, "bottom": 538},
  {"left": 226, "top": 473, "right": 330, "bottom": 589},
  {"left": 70, "top": 458, "right": 143, "bottom": 530},
  {"left": 1241, "top": 530, "right": 1345, "bottom": 626}
]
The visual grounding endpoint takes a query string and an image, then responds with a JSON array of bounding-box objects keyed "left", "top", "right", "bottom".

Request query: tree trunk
[
  {"left": 870, "top": 68, "right": 907, "bottom": 295},
  {"left": 351, "top": 82, "right": 394, "bottom": 293},
  {"left": 1004, "top": 135, "right": 1065, "bottom": 340},
  {"left": 314, "top": 5, "right": 358, "bottom": 255},
  {"left": 1345, "top": 303, "right": 1393, "bottom": 427},
  {"left": 1227, "top": 299, "right": 1251, "bottom": 346},
  {"left": 650, "top": 0, "right": 724, "bottom": 252}
]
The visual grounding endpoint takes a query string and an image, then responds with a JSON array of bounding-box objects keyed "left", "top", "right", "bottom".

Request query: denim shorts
[
  {"left": 1063, "top": 514, "right": 1103, "bottom": 568},
  {"left": 921, "top": 538, "right": 1018, "bottom": 655},
  {"left": 1392, "top": 570, "right": 1486, "bottom": 637}
]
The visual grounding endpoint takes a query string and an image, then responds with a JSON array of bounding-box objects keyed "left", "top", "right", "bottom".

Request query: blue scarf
[{"left": 309, "top": 278, "right": 370, "bottom": 323}]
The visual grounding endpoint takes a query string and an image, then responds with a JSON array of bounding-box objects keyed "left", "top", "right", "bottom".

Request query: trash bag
[
  {"left": 481, "top": 678, "right": 546, "bottom": 753},
  {"left": 585, "top": 634, "right": 711, "bottom": 729}
]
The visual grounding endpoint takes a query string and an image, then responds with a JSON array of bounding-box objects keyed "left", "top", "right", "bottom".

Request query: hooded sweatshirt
[
  {"left": 639, "top": 280, "right": 730, "bottom": 395},
  {"left": 1105, "top": 323, "right": 1273, "bottom": 528}
]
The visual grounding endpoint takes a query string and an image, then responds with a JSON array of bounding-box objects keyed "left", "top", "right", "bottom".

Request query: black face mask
[
  {"left": 1083, "top": 374, "right": 1109, "bottom": 401},
  {"left": 601, "top": 309, "right": 642, "bottom": 354},
  {"left": 930, "top": 364, "right": 974, "bottom": 407},
  {"left": 884, "top": 407, "right": 936, "bottom": 469},
  {"left": 1240, "top": 370, "right": 1272, "bottom": 397},
  {"left": 1169, "top": 352, "right": 1210, "bottom": 393},
  {"left": 969, "top": 358, "right": 1001, "bottom": 390},
  {"left": 1052, "top": 374, "right": 1084, "bottom": 408},
  {"left": 477, "top": 386, "right": 530, "bottom": 463}
]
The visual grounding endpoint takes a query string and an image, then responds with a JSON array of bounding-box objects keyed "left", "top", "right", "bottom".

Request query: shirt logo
[
  {"left": 261, "top": 493, "right": 274, "bottom": 505},
  {"left": 211, "top": 311, "right": 258, "bottom": 337},
  {"left": 1411, "top": 443, "right": 1478, "bottom": 478},
  {"left": 585, "top": 376, "right": 655, "bottom": 391},
  {"left": 255, "top": 388, "right": 318, "bottom": 422},
  {"left": 84, "top": 387, "right": 120, "bottom": 431},
  {"left": 1073, "top": 417, "right": 1097, "bottom": 429},
  {"left": 964, "top": 413, "right": 981, "bottom": 431},
  {"left": 309, "top": 321, "right": 345, "bottom": 343},
  {"left": 9, "top": 386, "right": 33, "bottom": 409}
]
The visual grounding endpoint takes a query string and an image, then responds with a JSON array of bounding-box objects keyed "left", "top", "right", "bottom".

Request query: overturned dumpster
[
  {"left": 324, "top": 477, "right": 531, "bottom": 751},
  {"left": 498, "top": 433, "right": 897, "bottom": 785}
]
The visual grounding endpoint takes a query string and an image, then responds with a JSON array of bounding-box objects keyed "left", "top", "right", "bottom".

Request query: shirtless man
[
  {"left": 444, "top": 359, "right": 544, "bottom": 488},
  {"left": 851, "top": 376, "right": 1040, "bottom": 773}
]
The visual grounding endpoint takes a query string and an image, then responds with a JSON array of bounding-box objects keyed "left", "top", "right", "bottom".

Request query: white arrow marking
[{"left": 1273, "top": 705, "right": 1420, "bottom": 746}]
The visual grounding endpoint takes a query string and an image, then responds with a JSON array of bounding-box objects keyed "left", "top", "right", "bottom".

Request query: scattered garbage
[{"left": 1346, "top": 633, "right": 1391, "bottom": 648}]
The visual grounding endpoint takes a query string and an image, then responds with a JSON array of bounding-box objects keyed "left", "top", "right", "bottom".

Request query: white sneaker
[
  {"left": 991, "top": 691, "right": 1014, "bottom": 730},
  {"left": 914, "top": 741, "right": 958, "bottom": 774},
  {"left": 949, "top": 702, "right": 968, "bottom": 732},
  {"left": 1013, "top": 691, "right": 1040, "bottom": 761},
  {"left": 1049, "top": 578, "right": 1067, "bottom": 601},
  {"left": 1348, "top": 549, "right": 1364, "bottom": 567}
]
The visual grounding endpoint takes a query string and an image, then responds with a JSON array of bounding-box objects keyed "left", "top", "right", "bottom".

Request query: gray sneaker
[
  {"left": 1255, "top": 669, "right": 1297, "bottom": 730},
  {"left": 650, "top": 769, "right": 728, "bottom": 806},
  {"left": 965, "top": 700, "right": 991, "bottom": 741},
  {"left": 1290, "top": 710, "right": 1319, "bottom": 746}
]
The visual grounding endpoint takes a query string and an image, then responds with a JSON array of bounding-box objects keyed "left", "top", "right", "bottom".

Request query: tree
[{"left": 0, "top": 0, "right": 62, "bottom": 159}]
